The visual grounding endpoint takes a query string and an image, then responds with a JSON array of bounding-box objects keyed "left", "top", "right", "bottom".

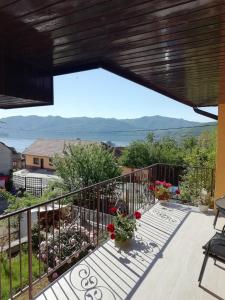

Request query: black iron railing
[{"left": 0, "top": 163, "right": 215, "bottom": 299}]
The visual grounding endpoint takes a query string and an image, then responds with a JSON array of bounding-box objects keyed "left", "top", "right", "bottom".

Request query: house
[
  {"left": 0, "top": 142, "right": 20, "bottom": 188},
  {"left": 0, "top": 142, "right": 19, "bottom": 176},
  {"left": 23, "top": 139, "right": 103, "bottom": 171}
]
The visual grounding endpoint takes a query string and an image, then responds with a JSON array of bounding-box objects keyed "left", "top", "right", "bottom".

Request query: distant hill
[{"left": 0, "top": 115, "right": 216, "bottom": 145}]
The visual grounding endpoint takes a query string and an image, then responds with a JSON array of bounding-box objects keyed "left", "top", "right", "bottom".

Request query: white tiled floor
[{"left": 35, "top": 202, "right": 225, "bottom": 300}]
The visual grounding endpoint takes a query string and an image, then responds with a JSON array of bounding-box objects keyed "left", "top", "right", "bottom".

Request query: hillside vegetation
[{"left": 0, "top": 115, "right": 216, "bottom": 143}]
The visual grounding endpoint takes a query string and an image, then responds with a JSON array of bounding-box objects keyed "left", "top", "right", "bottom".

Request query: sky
[{"left": 0, "top": 69, "right": 218, "bottom": 122}]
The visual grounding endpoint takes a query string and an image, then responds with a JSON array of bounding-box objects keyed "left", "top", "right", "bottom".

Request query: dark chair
[
  {"left": 213, "top": 197, "right": 225, "bottom": 228},
  {"left": 198, "top": 225, "right": 225, "bottom": 286}
]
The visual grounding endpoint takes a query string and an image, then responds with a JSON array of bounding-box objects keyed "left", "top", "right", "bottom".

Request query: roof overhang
[{"left": 0, "top": 0, "right": 224, "bottom": 109}]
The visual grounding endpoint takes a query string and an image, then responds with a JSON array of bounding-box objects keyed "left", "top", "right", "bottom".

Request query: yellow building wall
[
  {"left": 215, "top": 101, "right": 225, "bottom": 198},
  {"left": 25, "top": 155, "right": 55, "bottom": 170}
]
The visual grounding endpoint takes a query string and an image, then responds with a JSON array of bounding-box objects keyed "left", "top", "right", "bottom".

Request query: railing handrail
[
  {"left": 0, "top": 163, "right": 215, "bottom": 220},
  {"left": 0, "top": 163, "right": 160, "bottom": 220}
]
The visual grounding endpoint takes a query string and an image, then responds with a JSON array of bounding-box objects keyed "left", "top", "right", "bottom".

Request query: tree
[
  {"left": 53, "top": 144, "right": 121, "bottom": 191},
  {"left": 120, "top": 134, "right": 184, "bottom": 168},
  {"left": 182, "top": 130, "right": 216, "bottom": 169},
  {"left": 119, "top": 141, "right": 150, "bottom": 168}
]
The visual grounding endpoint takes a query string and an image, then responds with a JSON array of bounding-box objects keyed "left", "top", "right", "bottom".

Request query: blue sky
[{"left": 0, "top": 69, "right": 217, "bottom": 122}]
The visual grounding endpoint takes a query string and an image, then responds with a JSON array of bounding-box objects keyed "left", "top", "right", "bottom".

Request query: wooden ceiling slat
[
  {"left": 125, "top": 55, "right": 222, "bottom": 71},
  {"left": 52, "top": 30, "right": 222, "bottom": 66},
  {"left": 4, "top": 0, "right": 194, "bottom": 34},
  {"left": 115, "top": 49, "right": 223, "bottom": 66},
  {"left": 51, "top": 34, "right": 219, "bottom": 67},
  {"left": 51, "top": 39, "right": 222, "bottom": 65},
  {"left": 0, "top": 0, "right": 20, "bottom": 10},
  {"left": 0, "top": 0, "right": 224, "bottom": 108},
  {"left": 11, "top": 1, "right": 222, "bottom": 51},
  {"left": 49, "top": 25, "right": 222, "bottom": 61},
  {"left": 51, "top": 2, "right": 223, "bottom": 42},
  {"left": 15, "top": 5, "right": 223, "bottom": 60}
]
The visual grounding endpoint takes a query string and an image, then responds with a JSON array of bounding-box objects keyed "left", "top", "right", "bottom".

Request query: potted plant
[
  {"left": 149, "top": 181, "right": 172, "bottom": 202},
  {"left": 107, "top": 207, "right": 141, "bottom": 249},
  {"left": 197, "top": 188, "right": 211, "bottom": 212}
]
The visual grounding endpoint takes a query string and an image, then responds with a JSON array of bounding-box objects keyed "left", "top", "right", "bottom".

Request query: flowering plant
[
  {"left": 107, "top": 207, "right": 141, "bottom": 241},
  {"left": 149, "top": 181, "right": 172, "bottom": 200},
  {"left": 38, "top": 222, "right": 89, "bottom": 269}
]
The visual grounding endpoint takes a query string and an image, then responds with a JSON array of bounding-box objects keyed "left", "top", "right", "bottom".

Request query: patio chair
[
  {"left": 198, "top": 225, "right": 225, "bottom": 286},
  {"left": 213, "top": 196, "right": 225, "bottom": 228}
]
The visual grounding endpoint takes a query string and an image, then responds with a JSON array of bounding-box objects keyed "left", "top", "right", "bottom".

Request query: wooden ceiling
[{"left": 0, "top": 0, "right": 224, "bottom": 108}]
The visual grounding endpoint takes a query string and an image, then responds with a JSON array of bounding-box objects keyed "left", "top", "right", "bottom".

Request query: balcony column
[{"left": 215, "top": 98, "right": 225, "bottom": 199}]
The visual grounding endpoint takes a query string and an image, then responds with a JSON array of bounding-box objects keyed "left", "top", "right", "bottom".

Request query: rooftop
[
  {"left": 35, "top": 202, "right": 225, "bottom": 300},
  {"left": 23, "top": 139, "right": 101, "bottom": 157}
]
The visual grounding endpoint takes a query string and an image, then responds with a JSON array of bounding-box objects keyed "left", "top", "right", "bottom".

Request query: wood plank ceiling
[{"left": 0, "top": 0, "right": 224, "bottom": 108}]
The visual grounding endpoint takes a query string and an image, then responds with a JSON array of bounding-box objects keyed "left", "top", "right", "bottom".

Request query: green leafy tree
[
  {"left": 53, "top": 144, "right": 121, "bottom": 191},
  {"left": 120, "top": 134, "right": 184, "bottom": 168},
  {"left": 119, "top": 141, "right": 150, "bottom": 168}
]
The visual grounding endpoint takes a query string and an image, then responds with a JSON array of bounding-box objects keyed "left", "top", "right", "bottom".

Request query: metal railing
[{"left": 0, "top": 163, "right": 215, "bottom": 299}]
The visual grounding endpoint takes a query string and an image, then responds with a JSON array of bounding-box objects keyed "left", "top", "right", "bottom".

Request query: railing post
[
  {"left": 8, "top": 218, "right": 12, "bottom": 300},
  {"left": 27, "top": 210, "right": 33, "bottom": 300},
  {"left": 130, "top": 174, "right": 133, "bottom": 214},
  {"left": 96, "top": 188, "right": 100, "bottom": 246}
]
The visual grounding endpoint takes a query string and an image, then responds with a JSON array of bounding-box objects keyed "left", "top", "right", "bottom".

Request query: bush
[
  {"left": 179, "top": 131, "right": 216, "bottom": 204},
  {"left": 53, "top": 143, "right": 121, "bottom": 191}
]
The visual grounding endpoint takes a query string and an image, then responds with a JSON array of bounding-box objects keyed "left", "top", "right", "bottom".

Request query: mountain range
[{"left": 0, "top": 115, "right": 216, "bottom": 145}]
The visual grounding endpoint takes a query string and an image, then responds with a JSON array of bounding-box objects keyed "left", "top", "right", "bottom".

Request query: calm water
[
  {"left": 0, "top": 138, "right": 34, "bottom": 152},
  {"left": 0, "top": 138, "right": 128, "bottom": 153}
]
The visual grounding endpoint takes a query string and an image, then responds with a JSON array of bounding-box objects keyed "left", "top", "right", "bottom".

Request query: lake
[
  {"left": 0, "top": 138, "right": 35, "bottom": 152},
  {"left": 0, "top": 138, "right": 128, "bottom": 153}
]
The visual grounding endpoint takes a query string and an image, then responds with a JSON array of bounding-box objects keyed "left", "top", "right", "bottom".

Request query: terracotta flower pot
[{"left": 115, "top": 237, "right": 133, "bottom": 250}]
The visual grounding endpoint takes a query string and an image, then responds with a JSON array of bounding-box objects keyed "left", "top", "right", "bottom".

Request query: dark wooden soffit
[{"left": 0, "top": 0, "right": 225, "bottom": 109}]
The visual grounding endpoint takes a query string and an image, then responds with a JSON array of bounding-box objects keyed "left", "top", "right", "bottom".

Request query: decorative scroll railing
[{"left": 0, "top": 163, "right": 215, "bottom": 299}]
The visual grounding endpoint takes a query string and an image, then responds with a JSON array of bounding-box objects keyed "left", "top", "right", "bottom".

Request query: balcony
[
  {"left": 0, "top": 164, "right": 224, "bottom": 300},
  {"left": 35, "top": 202, "right": 225, "bottom": 300}
]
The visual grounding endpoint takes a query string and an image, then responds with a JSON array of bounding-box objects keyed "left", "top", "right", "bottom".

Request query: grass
[
  {"left": 17, "top": 277, "right": 49, "bottom": 300},
  {"left": 0, "top": 252, "right": 44, "bottom": 300}
]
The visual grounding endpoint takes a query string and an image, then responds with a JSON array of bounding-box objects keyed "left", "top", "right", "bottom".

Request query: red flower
[
  {"left": 155, "top": 180, "right": 161, "bottom": 185},
  {"left": 111, "top": 233, "right": 115, "bottom": 240},
  {"left": 175, "top": 189, "right": 180, "bottom": 195},
  {"left": 148, "top": 185, "right": 155, "bottom": 191},
  {"left": 134, "top": 211, "right": 141, "bottom": 219},
  {"left": 107, "top": 223, "right": 115, "bottom": 232},
  {"left": 109, "top": 207, "right": 117, "bottom": 214},
  {"left": 163, "top": 182, "right": 172, "bottom": 188}
]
